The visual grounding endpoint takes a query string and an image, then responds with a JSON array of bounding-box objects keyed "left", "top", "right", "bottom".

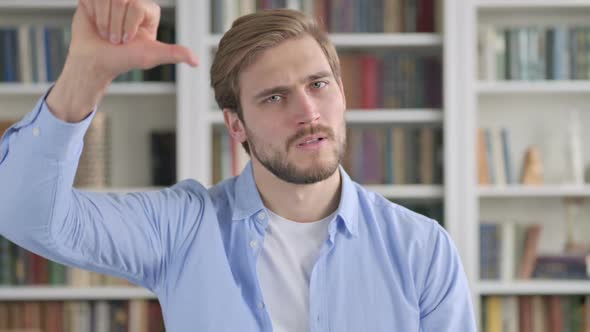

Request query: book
[
  {"left": 521, "top": 146, "right": 543, "bottom": 185},
  {"left": 74, "top": 111, "right": 110, "bottom": 188},
  {"left": 518, "top": 224, "right": 542, "bottom": 279},
  {"left": 150, "top": 130, "right": 176, "bottom": 186},
  {"left": 533, "top": 253, "right": 590, "bottom": 279}
]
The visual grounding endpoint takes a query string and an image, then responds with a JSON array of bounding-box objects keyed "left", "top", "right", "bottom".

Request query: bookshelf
[
  {"left": 3, "top": 0, "right": 549, "bottom": 329},
  {"left": 0, "top": 0, "right": 179, "bottom": 328},
  {"left": 462, "top": 0, "right": 590, "bottom": 330}
]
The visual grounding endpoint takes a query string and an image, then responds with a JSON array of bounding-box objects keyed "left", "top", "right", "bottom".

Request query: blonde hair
[{"left": 210, "top": 9, "right": 340, "bottom": 153}]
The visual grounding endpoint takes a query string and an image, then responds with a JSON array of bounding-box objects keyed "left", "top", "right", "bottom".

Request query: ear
[{"left": 223, "top": 108, "right": 247, "bottom": 143}]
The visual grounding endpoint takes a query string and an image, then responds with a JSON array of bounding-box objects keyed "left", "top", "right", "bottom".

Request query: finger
[
  {"left": 122, "top": 0, "right": 144, "bottom": 43},
  {"left": 138, "top": 41, "right": 199, "bottom": 68},
  {"left": 109, "top": 0, "right": 128, "bottom": 44},
  {"left": 79, "top": 0, "right": 96, "bottom": 22},
  {"left": 95, "top": 0, "right": 111, "bottom": 39},
  {"left": 139, "top": 1, "right": 161, "bottom": 40}
]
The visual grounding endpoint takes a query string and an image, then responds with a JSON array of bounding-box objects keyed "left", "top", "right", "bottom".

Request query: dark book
[
  {"left": 533, "top": 254, "right": 590, "bottom": 280},
  {"left": 150, "top": 131, "right": 176, "bottom": 186}
]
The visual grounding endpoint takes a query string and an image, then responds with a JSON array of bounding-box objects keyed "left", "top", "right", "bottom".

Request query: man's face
[{"left": 235, "top": 35, "right": 347, "bottom": 184}]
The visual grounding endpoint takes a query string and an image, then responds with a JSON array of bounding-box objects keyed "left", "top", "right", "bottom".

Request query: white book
[
  {"left": 500, "top": 221, "right": 515, "bottom": 281},
  {"left": 501, "top": 296, "right": 519, "bottom": 332},
  {"left": 79, "top": 301, "right": 92, "bottom": 332},
  {"left": 492, "top": 128, "right": 507, "bottom": 186},
  {"left": 129, "top": 300, "right": 148, "bottom": 332},
  {"left": 478, "top": 25, "right": 497, "bottom": 81},
  {"left": 18, "top": 25, "right": 33, "bottom": 83},
  {"left": 532, "top": 296, "right": 546, "bottom": 332},
  {"left": 239, "top": 0, "right": 256, "bottom": 16},
  {"left": 302, "top": 0, "right": 313, "bottom": 16},
  {"left": 286, "top": 0, "right": 301, "bottom": 10},
  {"left": 569, "top": 110, "right": 584, "bottom": 185},
  {"left": 93, "top": 301, "right": 111, "bottom": 332},
  {"left": 223, "top": 0, "right": 237, "bottom": 32},
  {"left": 34, "top": 25, "right": 47, "bottom": 83}
]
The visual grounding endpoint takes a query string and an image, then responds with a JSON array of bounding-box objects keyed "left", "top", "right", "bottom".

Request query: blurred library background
[{"left": 0, "top": 0, "right": 589, "bottom": 331}]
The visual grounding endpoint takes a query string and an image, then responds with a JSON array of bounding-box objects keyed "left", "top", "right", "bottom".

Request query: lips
[{"left": 297, "top": 134, "right": 328, "bottom": 146}]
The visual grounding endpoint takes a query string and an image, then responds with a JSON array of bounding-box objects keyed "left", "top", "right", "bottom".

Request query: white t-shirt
[{"left": 257, "top": 208, "right": 335, "bottom": 332}]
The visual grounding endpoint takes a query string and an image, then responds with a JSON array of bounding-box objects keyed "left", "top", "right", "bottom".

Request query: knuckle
[
  {"left": 111, "top": 0, "right": 127, "bottom": 7},
  {"left": 128, "top": 0, "right": 141, "bottom": 11},
  {"left": 150, "top": 2, "right": 161, "bottom": 15}
]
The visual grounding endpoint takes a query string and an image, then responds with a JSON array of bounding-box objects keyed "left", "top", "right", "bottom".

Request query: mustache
[{"left": 287, "top": 125, "right": 335, "bottom": 148}]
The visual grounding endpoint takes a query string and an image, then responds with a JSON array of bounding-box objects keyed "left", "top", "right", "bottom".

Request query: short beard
[{"left": 247, "top": 124, "right": 344, "bottom": 184}]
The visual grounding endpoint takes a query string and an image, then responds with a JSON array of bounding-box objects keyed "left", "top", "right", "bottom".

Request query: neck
[{"left": 251, "top": 160, "right": 342, "bottom": 223}]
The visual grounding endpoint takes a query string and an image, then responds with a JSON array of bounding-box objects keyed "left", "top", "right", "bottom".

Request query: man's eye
[
  {"left": 266, "top": 95, "right": 282, "bottom": 103},
  {"left": 312, "top": 81, "right": 327, "bottom": 89}
]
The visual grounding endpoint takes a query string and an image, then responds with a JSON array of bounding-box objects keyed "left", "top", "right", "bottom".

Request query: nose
[{"left": 294, "top": 91, "right": 320, "bottom": 126}]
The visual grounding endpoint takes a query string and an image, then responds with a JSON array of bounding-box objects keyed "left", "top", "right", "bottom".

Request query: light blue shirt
[{"left": 0, "top": 91, "right": 476, "bottom": 331}]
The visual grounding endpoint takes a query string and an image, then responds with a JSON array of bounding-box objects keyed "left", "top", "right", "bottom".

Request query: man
[{"left": 0, "top": 0, "right": 476, "bottom": 331}]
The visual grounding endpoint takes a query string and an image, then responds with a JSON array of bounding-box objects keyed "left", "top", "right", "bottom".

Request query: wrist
[{"left": 46, "top": 57, "right": 113, "bottom": 123}]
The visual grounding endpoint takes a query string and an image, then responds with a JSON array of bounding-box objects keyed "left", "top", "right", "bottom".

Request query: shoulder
[{"left": 357, "top": 185, "right": 442, "bottom": 240}]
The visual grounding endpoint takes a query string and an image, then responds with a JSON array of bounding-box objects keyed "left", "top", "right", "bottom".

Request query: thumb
[{"left": 142, "top": 41, "right": 199, "bottom": 68}]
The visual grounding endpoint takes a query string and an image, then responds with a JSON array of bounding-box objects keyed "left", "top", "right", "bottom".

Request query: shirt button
[
  {"left": 257, "top": 212, "right": 266, "bottom": 221},
  {"left": 258, "top": 302, "right": 264, "bottom": 310},
  {"left": 32, "top": 127, "right": 40, "bottom": 137},
  {"left": 249, "top": 240, "right": 258, "bottom": 249}
]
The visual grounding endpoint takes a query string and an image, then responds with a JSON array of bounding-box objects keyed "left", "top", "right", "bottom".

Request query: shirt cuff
[{"left": 23, "top": 87, "right": 97, "bottom": 161}]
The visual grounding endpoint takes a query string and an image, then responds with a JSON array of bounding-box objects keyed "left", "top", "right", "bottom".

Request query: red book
[
  {"left": 360, "top": 55, "right": 380, "bottom": 110},
  {"left": 518, "top": 224, "right": 542, "bottom": 279},
  {"left": 31, "top": 253, "right": 48, "bottom": 284},
  {"left": 417, "top": 0, "right": 435, "bottom": 32},
  {"left": 315, "top": 0, "right": 330, "bottom": 31},
  {"left": 44, "top": 302, "right": 63, "bottom": 332},
  {"left": 545, "top": 296, "right": 564, "bottom": 332},
  {"left": 519, "top": 296, "right": 533, "bottom": 332}
]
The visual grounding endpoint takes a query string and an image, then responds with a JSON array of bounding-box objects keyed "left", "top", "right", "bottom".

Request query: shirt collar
[{"left": 232, "top": 161, "right": 359, "bottom": 237}]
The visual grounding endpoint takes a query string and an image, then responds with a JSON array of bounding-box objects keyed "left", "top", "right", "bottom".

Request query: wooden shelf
[
  {"left": 478, "top": 280, "right": 590, "bottom": 295},
  {"left": 208, "top": 33, "right": 443, "bottom": 48},
  {"left": 0, "top": 286, "right": 155, "bottom": 301}
]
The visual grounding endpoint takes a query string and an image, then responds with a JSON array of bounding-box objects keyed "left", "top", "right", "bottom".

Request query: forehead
[{"left": 238, "top": 35, "right": 332, "bottom": 95}]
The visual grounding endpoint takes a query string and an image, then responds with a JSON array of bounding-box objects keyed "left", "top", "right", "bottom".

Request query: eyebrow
[{"left": 253, "top": 70, "right": 333, "bottom": 101}]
